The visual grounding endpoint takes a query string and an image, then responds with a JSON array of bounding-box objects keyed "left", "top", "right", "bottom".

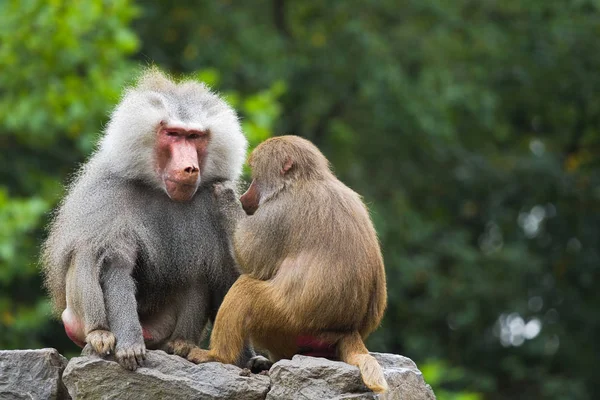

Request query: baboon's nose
[{"left": 184, "top": 166, "right": 199, "bottom": 174}]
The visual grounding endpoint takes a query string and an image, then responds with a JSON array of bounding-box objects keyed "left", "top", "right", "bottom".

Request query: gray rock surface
[
  {"left": 62, "top": 350, "right": 270, "bottom": 400},
  {"left": 373, "top": 353, "right": 436, "bottom": 400},
  {"left": 267, "top": 353, "right": 436, "bottom": 400},
  {"left": 1, "top": 348, "right": 435, "bottom": 399},
  {"left": 0, "top": 348, "right": 69, "bottom": 400}
]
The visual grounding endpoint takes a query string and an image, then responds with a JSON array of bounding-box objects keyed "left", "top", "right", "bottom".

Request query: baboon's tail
[{"left": 338, "top": 332, "right": 388, "bottom": 393}]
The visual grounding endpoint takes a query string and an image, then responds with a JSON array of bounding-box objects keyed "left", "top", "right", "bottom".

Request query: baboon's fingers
[
  {"left": 115, "top": 342, "right": 146, "bottom": 371},
  {"left": 85, "top": 330, "right": 116, "bottom": 355},
  {"left": 212, "top": 181, "right": 236, "bottom": 199},
  {"left": 135, "top": 346, "right": 147, "bottom": 366}
]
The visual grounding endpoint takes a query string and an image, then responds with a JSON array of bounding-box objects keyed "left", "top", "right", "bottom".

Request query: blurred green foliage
[
  {"left": 1, "top": 1, "right": 599, "bottom": 399},
  {"left": 0, "top": 0, "right": 139, "bottom": 351}
]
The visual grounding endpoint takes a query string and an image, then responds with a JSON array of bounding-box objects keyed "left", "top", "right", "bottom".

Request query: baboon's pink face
[{"left": 155, "top": 124, "right": 210, "bottom": 202}]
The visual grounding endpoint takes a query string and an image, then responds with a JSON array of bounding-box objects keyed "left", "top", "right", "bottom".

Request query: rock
[
  {"left": 0, "top": 348, "right": 69, "bottom": 400},
  {"left": 267, "top": 353, "right": 436, "bottom": 400},
  {"left": 372, "top": 353, "right": 436, "bottom": 400},
  {"left": 62, "top": 350, "right": 270, "bottom": 400},
  {"left": 3, "top": 348, "right": 433, "bottom": 399}
]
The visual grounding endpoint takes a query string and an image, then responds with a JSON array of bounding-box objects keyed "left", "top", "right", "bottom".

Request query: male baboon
[{"left": 42, "top": 68, "right": 255, "bottom": 370}]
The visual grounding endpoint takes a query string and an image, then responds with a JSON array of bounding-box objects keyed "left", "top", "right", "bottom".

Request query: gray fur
[{"left": 41, "top": 68, "right": 248, "bottom": 369}]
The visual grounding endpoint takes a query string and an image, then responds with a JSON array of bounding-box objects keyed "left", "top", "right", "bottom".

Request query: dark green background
[{"left": 1, "top": 1, "right": 599, "bottom": 399}]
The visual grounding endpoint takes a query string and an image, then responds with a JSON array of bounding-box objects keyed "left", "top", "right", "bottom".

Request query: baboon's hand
[
  {"left": 115, "top": 338, "right": 147, "bottom": 371},
  {"left": 212, "top": 181, "right": 237, "bottom": 203},
  {"left": 85, "top": 330, "right": 116, "bottom": 355}
]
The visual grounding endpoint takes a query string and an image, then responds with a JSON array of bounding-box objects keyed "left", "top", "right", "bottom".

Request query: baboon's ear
[{"left": 281, "top": 157, "right": 294, "bottom": 175}]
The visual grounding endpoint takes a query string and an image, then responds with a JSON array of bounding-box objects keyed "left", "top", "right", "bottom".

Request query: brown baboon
[
  {"left": 41, "top": 68, "right": 264, "bottom": 370},
  {"left": 189, "top": 135, "right": 389, "bottom": 393}
]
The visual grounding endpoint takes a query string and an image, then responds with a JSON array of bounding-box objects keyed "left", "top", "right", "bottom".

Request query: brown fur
[{"left": 188, "top": 135, "right": 388, "bottom": 392}]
